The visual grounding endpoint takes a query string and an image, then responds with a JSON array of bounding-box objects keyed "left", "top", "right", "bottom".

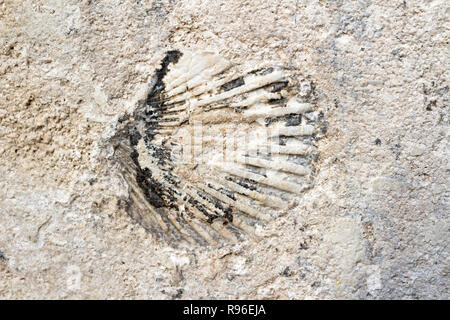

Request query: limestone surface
[{"left": 0, "top": 0, "right": 448, "bottom": 299}]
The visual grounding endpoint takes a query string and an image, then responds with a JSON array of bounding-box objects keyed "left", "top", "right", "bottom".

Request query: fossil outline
[{"left": 109, "top": 50, "right": 326, "bottom": 246}]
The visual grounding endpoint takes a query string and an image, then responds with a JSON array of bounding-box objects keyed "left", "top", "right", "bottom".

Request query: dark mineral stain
[
  {"left": 426, "top": 99, "right": 436, "bottom": 111},
  {"left": 334, "top": 99, "right": 339, "bottom": 109},
  {"left": 186, "top": 196, "right": 219, "bottom": 223},
  {"left": 115, "top": 51, "right": 323, "bottom": 244},
  {"left": 130, "top": 150, "right": 166, "bottom": 208},
  {"left": 224, "top": 208, "right": 233, "bottom": 223},
  {"left": 221, "top": 76, "right": 245, "bottom": 91},
  {"left": 226, "top": 273, "right": 234, "bottom": 281},
  {"left": 116, "top": 198, "right": 128, "bottom": 210},
  {"left": 249, "top": 67, "right": 274, "bottom": 76},
  {"left": 281, "top": 266, "right": 293, "bottom": 277},
  {"left": 126, "top": 51, "right": 184, "bottom": 211},
  {"left": 285, "top": 114, "right": 302, "bottom": 127},
  {"left": 0, "top": 250, "right": 7, "bottom": 262},
  {"left": 225, "top": 176, "right": 258, "bottom": 191},
  {"left": 173, "top": 288, "right": 184, "bottom": 299},
  {"left": 392, "top": 143, "right": 402, "bottom": 160},
  {"left": 267, "top": 97, "right": 286, "bottom": 105},
  {"left": 129, "top": 128, "right": 142, "bottom": 146},
  {"left": 266, "top": 112, "right": 304, "bottom": 127},
  {"left": 148, "top": 50, "right": 182, "bottom": 99},
  {"left": 268, "top": 81, "right": 289, "bottom": 93},
  {"left": 197, "top": 190, "right": 234, "bottom": 221}
]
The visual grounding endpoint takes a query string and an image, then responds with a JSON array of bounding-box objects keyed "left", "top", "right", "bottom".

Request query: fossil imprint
[{"left": 109, "top": 50, "right": 326, "bottom": 246}]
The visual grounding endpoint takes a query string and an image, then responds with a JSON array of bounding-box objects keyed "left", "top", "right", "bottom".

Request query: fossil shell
[{"left": 110, "top": 50, "right": 326, "bottom": 246}]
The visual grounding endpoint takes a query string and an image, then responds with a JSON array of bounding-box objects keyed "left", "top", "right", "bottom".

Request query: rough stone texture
[{"left": 0, "top": 0, "right": 448, "bottom": 299}]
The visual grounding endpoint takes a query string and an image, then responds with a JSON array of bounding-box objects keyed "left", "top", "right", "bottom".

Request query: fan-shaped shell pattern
[{"left": 110, "top": 50, "right": 326, "bottom": 246}]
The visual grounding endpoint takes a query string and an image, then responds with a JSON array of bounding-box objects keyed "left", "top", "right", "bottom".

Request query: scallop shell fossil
[{"left": 109, "top": 50, "right": 326, "bottom": 246}]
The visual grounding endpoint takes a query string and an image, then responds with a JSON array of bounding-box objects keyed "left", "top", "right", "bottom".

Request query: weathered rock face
[
  {"left": 0, "top": 0, "right": 448, "bottom": 299},
  {"left": 109, "top": 49, "right": 326, "bottom": 247}
]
